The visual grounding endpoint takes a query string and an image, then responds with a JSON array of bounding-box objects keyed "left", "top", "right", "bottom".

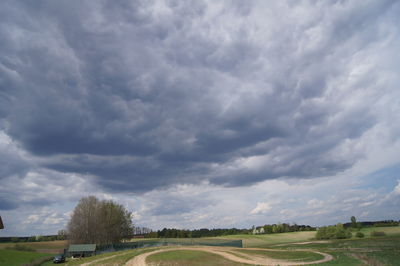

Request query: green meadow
[
  {"left": 0, "top": 249, "right": 52, "bottom": 266},
  {"left": 147, "top": 250, "right": 247, "bottom": 266},
  {"left": 1, "top": 226, "right": 399, "bottom": 265},
  {"left": 215, "top": 231, "right": 316, "bottom": 247}
]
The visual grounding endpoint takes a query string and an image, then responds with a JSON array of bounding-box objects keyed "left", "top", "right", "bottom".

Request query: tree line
[
  {"left": 253, "top": 223, "right": 316, "bottom": 234},
  {"left": 148, "top": 228, "right": 250, "bottom": 238},
  {"left": 343, "top": 219, "right": 399, "bottom": 228}
]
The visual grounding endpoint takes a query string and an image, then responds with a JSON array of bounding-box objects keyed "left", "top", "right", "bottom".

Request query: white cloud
[
  {"left": 394, "top": 180, "right": 400, "bottom": 195},
  {"left": 250, "top": 202, "right": 272, "bottom": 215},
  {"left": 307, "top": 199, "right": 324, "bottom": 209}
]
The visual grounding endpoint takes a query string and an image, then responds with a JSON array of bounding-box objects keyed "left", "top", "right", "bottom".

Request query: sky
[{"left": 0, "top": 0, "right": 400, "bottom": 237}]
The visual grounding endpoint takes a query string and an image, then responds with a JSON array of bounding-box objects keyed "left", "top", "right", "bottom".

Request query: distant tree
[
  {"left": 67, "top": 196, "right": 133, "bottom": 244},
  {"left": 351, "top": 216, "right": 357, "bottom": 228},
  {"left": 57, "top": 230, "right": 68, "bottom": 240}
]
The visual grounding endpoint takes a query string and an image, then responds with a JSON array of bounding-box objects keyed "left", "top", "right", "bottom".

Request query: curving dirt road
[{"left": 125, "top": 246, "right": 333, "bottom": 266}]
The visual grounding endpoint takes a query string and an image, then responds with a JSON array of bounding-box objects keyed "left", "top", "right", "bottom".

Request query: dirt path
[
  {"left": 125, "top": 246, "right": 333, "bottom": 266},
  {"left": 80, "top": 253, "right": 124, "bottom": 266}
]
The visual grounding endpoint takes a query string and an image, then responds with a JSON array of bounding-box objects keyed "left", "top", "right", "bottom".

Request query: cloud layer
[{"left": 1, "top": 0, "right": 400, "bottom": 235}]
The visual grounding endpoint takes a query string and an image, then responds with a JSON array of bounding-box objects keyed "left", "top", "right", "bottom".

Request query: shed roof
[{"left": 68, "top": 244, "right": 96, "bottom": 252}]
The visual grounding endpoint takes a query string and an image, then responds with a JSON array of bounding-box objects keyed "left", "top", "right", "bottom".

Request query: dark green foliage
[
  {"left": 149, "top": 223, "right": 315, "bottom": 238},
  {"left": 370, "top": 231, "right": 386, "bottom": 237},
  {"left": 355, "top": 232, "right": 365, "bottom": 238},
  {"left": 155, "top": 228, "right": 249, "bottom": 238},
  {"left": 350, "top": 216, "right": 357, "bottom": 228},
  {"left": 373, "top": 221, "right": 399, "bottom": 227},
  {"left": 316, "top": 223, "right": 352, "bottom": 239},
  {"left": 263, "top": 223, "right": 315, "bottom": 234},
  {"left": 343, "top": 219, "right": 399, "bottom": 228}
]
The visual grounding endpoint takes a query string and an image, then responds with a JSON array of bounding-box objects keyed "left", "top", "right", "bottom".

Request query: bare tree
[{"left": 67, "top": 196, "right": 133, "bottom": 244}]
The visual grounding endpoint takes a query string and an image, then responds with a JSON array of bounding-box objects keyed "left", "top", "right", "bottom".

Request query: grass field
[
  {"left": 147, "top": 250, "right": 247, "bottom": 266},
  {"left": 235, "top": 249, "right": 325, "bottom": 262},
  {"left": 0, "top": 249, "right": 53, "bottom": 266},
  {"left": 354, "top": 225, "right": 400, "bottom": 236},
  {"left": 0, "top": 240, "right": 67, "bottom": 252},
  {"left": 216, "top": 231, "right": 316, "bottom": 247},
  {"left": 1, "top": 226, "right": 399, "bottom": 265},
  {"left": 276, "top": 227, "right": 400, "bottom": 266}
]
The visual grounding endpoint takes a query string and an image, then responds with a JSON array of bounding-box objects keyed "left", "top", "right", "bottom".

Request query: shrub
[
  {"left": 370, "top": 231, "right": 386, "bottom": 237},
  {"left": 316, "top": 224, "right": 352, "bottom": 239},
  {"left": 355, "top": 232, "right": 364, "bottom": 238}
]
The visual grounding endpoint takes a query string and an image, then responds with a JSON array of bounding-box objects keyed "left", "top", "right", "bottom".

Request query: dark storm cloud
[
  {"left": 0, "top": 197, "right": 18, "bottom": 210},
  {"left": 1, "top": 0, "right": 399, "bottom": 193}
]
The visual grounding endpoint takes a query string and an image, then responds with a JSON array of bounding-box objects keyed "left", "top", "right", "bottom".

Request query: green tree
[
  {"left": 351, "top": 216, "right": 357, "bottom": 228},
  {"left": 67, "top": 196, "right": 133, "bottom": 244}
]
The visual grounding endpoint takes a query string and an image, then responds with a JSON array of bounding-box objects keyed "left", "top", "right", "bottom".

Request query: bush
[
  {"left": 355, "top": 232, "right": 364, "bottom": 238},
  {"left": 370, "top": 231, "right": 386, "bottom": 237},
  {"left": 316, "top": 224, "right": 352, "bottom": 239}
]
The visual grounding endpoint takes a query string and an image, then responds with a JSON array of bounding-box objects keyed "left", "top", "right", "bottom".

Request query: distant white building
[{"left": 252, "top": 227, "right": 264, "bottom": 235}]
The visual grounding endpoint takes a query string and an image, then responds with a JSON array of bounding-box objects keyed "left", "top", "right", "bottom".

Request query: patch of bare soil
[
  {"left": 80, "top": 253, "right": 121, "bottom": 266},
  {"left": 125, "top": 246, "right": 334, "bottom": 266}
]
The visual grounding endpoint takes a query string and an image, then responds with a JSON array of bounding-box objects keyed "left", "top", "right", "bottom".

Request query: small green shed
[{"left": 67, "top": 244, "right": 96, "bottom": 257}]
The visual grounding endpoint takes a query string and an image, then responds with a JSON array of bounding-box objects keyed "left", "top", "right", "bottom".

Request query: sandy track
[
  {"left": 125, "top": 246, "right": 333, "bottom": 266},
  {"left": 80, "top": 253, "right": 125, "bottom": 266}
]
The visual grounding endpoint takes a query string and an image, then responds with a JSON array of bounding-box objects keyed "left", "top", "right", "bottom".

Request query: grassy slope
[
  {"left": 9, "top": 226, "right": 398, "bottom": 265},
  {"left": 147, "top": 250, "right": 248, "bottom": 266},
  {"left": 354, "top": 226, "right": 400, "bottom": 236},
  {"left": 0, "top": 240, "right": 67, "bottom": 251},
  {"left": 0, "top": 249, "right": 52, "bottom": 266},
  {"left": 235, "top": 249, "right": 324, "bottom": 262},
  {"left": 216, "top": 231, "right": 316, "bottom": 247},
  {"left": 274, "top": 227, "right": 400, "bottom": 266}
]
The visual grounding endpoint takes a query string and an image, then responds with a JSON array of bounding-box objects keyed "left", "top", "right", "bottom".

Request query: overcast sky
[{"left": 1, "top": 0, "right": 400, "bottom": 237}]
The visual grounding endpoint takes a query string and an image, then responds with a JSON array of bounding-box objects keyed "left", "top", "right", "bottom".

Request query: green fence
[{"left": 97, "top": 238, "right": 242, "bottom": 254}]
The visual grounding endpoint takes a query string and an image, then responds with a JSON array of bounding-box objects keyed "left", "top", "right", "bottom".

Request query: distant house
[
  {"left": 67, "top": 244, "right": 96, "bottom": 257},
  {"left": 252, "top": 227, "right": 264, "bottom": 235}
]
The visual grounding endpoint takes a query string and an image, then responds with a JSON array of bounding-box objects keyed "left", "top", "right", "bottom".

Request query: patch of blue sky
[{"left": 357, "top": 163, "right": 400, "bottom": 192}]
